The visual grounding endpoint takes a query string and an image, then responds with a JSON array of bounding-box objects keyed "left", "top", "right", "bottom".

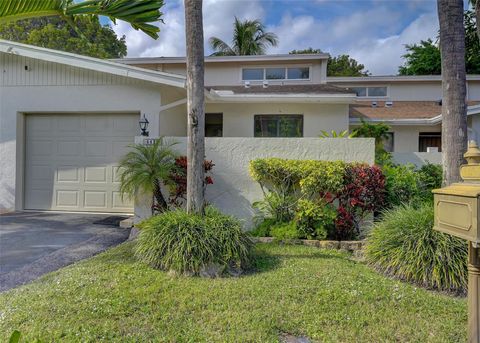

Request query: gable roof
[{"left": 0, "top": 39, "right": 186, "bottom": 88}]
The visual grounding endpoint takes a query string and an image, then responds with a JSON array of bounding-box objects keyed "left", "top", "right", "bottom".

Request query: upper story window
[
  {"left": 242, "top": 67, "right": 310, "bottom": 81},
  {"left": 351, "top": 86, "right": 387, "bottom": 97}
]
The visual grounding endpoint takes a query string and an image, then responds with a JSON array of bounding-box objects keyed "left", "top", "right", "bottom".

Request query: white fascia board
[
  {"left": 114, "top": 53, "right": 330, "bottom": 65},
  {"left": 206, "top": 90, "right": 356, "bottom": 104},
  {"left": 0, "top": 39, "right": 186, "bottom": 88},
  {"left": 329, "top": 75, "right": 480, "bottom": 83},
  {"left": 468, "top": 105, "right": 480, "bottom": 115},
  {"left": 349, "top": 116, "right": 442, "bottom": 126}
]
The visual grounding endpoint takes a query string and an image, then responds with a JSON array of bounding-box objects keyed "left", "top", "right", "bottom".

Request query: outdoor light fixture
[{"left": 139, "top": 114, "right": 149, "bottom": 137}]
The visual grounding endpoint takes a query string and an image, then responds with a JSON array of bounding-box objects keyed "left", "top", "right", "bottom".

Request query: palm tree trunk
[
  {"left": 438, "top": 0, "right": 468, "bottom": 186},
  {"left": 153, "top": 178, "right": 168, "bottom": 212},
  {"left": 184, "top": 0, "right": 205, "bottom": 214}
]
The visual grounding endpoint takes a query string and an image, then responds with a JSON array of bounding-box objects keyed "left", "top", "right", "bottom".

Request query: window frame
[
  {"left": 253, "top": 114, "right": 304, "bottom": 138},
  {"left": 240, "top": 65, "right": 312, "bottom": 82},
  {"left": 347, "top": 85, "right": 389, "bottom": 98}
]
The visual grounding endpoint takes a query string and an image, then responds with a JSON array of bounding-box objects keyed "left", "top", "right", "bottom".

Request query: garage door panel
[{"left": 25, "top": 113, "right": 137, "bottom": 213}]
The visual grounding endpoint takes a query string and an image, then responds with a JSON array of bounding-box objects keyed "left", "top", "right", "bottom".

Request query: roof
[
  {"left": 0, "top": 39, "right": 186, "bottom": 88},
  {"left": 350, "top": 101, "right": 480, "bottom": 125},
  {"left": 206, "top": 84, "right": 356, "bottom": 103},
  {"left": 329, "top": 75, "right": 480, "bottom": 83},
  {"left": 113, "top": 53, "right": 329, "bottom": 65}
]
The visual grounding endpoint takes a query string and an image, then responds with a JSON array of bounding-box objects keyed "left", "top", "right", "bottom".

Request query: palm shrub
[
  {"left": 365, "top": 203, "right": 467, "bottom": 293},
  {"left": 118, "top": 138, "right": 178, "bottom": 214},
  {"left": 135, "top": 206, "right": 253, "bottom": 275}
]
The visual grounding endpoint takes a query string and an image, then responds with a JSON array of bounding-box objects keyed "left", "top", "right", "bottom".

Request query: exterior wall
[
  {"left": 0, "top": 52, "right": 165, "bottom": 213},
  {"left": 134, "top": 137, "right": 375, "bottom": 227},
  {"left": 160, "top": 103, "right": 349, "bottom": 137},
  {"left": 391, "top": 152, "right": 442, "bottom": 167},
  {"left": 134, "top": 59, "right": 326, "bottom": 86},
  {"left": 330, "top": 80, "right": 480, "bottom": 101}
]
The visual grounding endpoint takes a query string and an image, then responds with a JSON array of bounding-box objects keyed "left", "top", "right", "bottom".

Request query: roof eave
[
  {"left": 0, "top": 39, "right": 186, "bottom": 88},
  {"left": 206, "top": 91, "right": 356, "bottom": 103}
]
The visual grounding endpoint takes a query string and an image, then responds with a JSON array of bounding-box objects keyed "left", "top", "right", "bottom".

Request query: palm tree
[
  {"left": 118, "top": 138, "right": 178, "bottom": 214},
  {"left": 209, "top": 17, "right": 278, "bottom": 56},
  {"left": 438, "top": 0, "right": 468, "bottom": 185},
  {"left": 184, "top": 0, "right": 205, "bottom": 214},
  {"left": 0, "top": 0, "right": 164, "bottom": 39}
]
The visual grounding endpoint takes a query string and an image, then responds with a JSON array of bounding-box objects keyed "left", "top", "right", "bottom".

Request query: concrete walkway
[{"left": 0, "top": 212, "right": 130, "bottom": 291}]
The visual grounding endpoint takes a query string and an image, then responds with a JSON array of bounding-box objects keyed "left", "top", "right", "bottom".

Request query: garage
[{"left": 24, "top": 113, "right": 138, "bottom": 213}]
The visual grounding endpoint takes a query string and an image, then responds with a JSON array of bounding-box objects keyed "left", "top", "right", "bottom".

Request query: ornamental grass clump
[
  {"left": 135, "top": 207, "right": 253, "bottom": 275},
  {"left": 365, "top": 203, "right": 467, "bottom": 293}
]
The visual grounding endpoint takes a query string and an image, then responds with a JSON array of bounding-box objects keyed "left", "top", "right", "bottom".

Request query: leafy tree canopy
[
  {"left": 289, "top": 48, "right": 369, "bottom": 76},
  {"left": 398, "top": 10, "right": 480, "bottom": 75},
  {"left": 0, "top": 16, "right": 127, "bottom": 58}
]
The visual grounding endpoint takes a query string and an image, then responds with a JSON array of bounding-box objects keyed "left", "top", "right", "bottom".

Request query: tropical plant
[
  {"left": 118, "top": 138, "right": 178, "bottom": 214},
  {"left": 0, "top": 0, "right": 164, "bottom": 39},
  {"left": 135, "top": 206, "right": 253, "bottom": 275},
  {"left": 352, "top": 119, "right": 391, "bottom": 165},
  {"left": 294, "top": 199, "right": 336, "bottom": 240},
  {"left": 184, "top": 0, "right": 206, "bottom": 214},
  {"left": 0, "top": 16, "right": 127, "bottom": 58},
  {"left": 209, "top": 17, "right": 278, "bottom": 56},
  {"left": 269, "top": 221, "right": 299, "bottom": 240},
  {"left": 168, "top": 156, "right": 214, "bottom": 207},
  {"left": 319, "top": 130, "right": 356, "bottom": 138},
  {"left": 438, "top": 0, "right": 468, "bottom": 185},
  {"left": 365, "top": 203, "right": 467, "bottom": 293}
]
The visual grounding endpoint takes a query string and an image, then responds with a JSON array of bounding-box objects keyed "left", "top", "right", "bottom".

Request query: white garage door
[{"left": 25, "top": 113, "right": 138, "bottom": 213}]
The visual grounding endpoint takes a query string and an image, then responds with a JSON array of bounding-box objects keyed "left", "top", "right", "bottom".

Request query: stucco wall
[
  {"left": 392, "top": 152, "right": 442, "bottom": 167},
  {"left": 0, "top": 53, "right": 167, "bottom": 213},
  {"left": 160, "top": 102, "right": 349, "bottom": 137},
  {"left": 134, "top": 137, "right": 375, "bottom": 227}
]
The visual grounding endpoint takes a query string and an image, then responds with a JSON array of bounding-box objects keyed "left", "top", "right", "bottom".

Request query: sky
[{"left": 111, "top": 0, "right": 450, "bottom": 75}]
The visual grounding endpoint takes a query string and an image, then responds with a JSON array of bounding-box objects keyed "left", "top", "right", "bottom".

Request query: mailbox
[{"left": 433, "top": 141, "right": 480, "bottom": 244}]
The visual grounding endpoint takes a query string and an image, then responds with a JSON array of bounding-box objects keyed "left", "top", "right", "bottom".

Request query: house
[{"left": 0, "top": 39, "right": 477, "bottom": 216}]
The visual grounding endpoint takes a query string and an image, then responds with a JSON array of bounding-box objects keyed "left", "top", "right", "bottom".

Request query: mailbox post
[{"left": 433, "top": 140, "right": 480, "bottom": 343}]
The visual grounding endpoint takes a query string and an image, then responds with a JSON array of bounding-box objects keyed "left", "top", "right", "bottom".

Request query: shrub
[
  {"left": 365, "top": 203, "right": 467, "bottom": 293},
  {"left": 382, "top": 163, "right": 420, "bottom": 208},
  {"left": 249, "top": 158, "right": 385, "bottom": 240},
  {"left": 417, "top": 163, "right": 442, "bottom": 201},
  {"left": 295, "top": 199, "right": 336, "bottom": 240},
  {"left": 168, "top": 156, "right": 214, "bottom": 207},
  {"left": 270, "top": 221, "right": 300, "bottom": 240},
  {"left": 135, "top": 207, "right": 252, "bottom": 275},
  {"left": 250, "top": 218, "right": 277, "bottom": 237}
]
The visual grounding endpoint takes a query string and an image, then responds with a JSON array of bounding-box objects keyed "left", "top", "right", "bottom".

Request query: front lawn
[{"left": 0, "top": 243, "right": 466, "bottom": 342}]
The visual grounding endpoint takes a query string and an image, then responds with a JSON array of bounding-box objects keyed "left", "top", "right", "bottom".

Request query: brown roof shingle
[
  {"left": 207, "top": 84, "right": 355, "bottom": 95},
  {"left": 350, "top": 101, "right": 480, "bottom": 120}
]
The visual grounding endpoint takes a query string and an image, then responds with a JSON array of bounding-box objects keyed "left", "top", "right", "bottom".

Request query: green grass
[{"left": 0, "top": 243, "right": 466, "bottom": 342}]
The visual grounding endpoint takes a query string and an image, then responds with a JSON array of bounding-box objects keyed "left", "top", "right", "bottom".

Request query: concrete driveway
[{"left": 0, "top": 212, "right": 131, "bottom": 291}]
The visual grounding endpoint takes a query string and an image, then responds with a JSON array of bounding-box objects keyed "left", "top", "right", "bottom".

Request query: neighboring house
[{"left": 0, "top": 39, "right": 478, "bottom": 215}]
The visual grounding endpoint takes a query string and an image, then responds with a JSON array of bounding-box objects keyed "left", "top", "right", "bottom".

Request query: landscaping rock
[
  {"left": 319, "top": 240, "right": 341, "bottom": 249},
  {"left": 128, "top": 227, "right": 140, "bottom": 240},
  {"left": 227, "top": 262, "right": 244, "bottom": 277},
  {"left": 341, "top": 240, "right": 364, "bottom": 251},
  {"left": 199, "top": 263, "right": 225, "bottom": 278},
  {"left": 119, "top": 218, "right": 134, "bottom": 229},
  {"left": 279, "top": 333, "right": 311, "bottom": 343}
]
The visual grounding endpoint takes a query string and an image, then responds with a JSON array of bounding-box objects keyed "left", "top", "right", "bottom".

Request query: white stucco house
[{"left": 0, "top": 39, "right": 478, "bottom": 218}]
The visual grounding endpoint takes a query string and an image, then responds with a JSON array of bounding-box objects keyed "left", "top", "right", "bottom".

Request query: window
[
  {"left": 205, "top": 113, "right": 223, "bottom": 137},
  {"left": 242, "top": 68, "right": 263, "bottom": 80},
  {"left": 265, "top": 68, "right": 286, "bottom": 80},
  {"left": 351, "top": 87, "right": 367, "bottom": 97},
  {"left": 350, "top": 86, "right": 387, "bottom": 97},
  {"left": 287, "top": 67, "right": 309, "bottom": 80},
  {"left": 419, "top": 132, "right": 442, "bottom": 152},
  {"left": 242, "top": 67, "right": 310, "bottom": 81},
  {"left": 254, "top": 115, "right": 303, "bottom": 137},
  {"left": 382, "top": 132, "right": 394, "bottom": 152},
  {"left": 368, "top": 87, "right": 387, "bottom": 97}
]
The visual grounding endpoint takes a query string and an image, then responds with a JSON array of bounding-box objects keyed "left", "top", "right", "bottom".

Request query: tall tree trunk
[
  {"left": 184, "top": 0, "right": 205, "bottom": 213},
  {"left": 476, "top": 0, "right": 480, "bottom": 42},
  {"left": 438, "top": 0, "right": 468, "bottom": 186}
]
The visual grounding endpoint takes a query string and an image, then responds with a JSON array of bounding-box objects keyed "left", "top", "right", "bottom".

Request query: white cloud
[{"left": 112, "top": 1, "right": 439, "bottom": 75}]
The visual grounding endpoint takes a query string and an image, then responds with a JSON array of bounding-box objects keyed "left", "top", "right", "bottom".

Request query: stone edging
[{"left": 252, "top": 237, "right": 365, "bottom": 251}]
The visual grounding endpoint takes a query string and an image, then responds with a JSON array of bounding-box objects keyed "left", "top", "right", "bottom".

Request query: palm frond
[
  {"left": 209, "top": 36, "right": 235, "bottom": 56},
  {"left": 0, "top": 0, "right": 164, "bottom": 39}
]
